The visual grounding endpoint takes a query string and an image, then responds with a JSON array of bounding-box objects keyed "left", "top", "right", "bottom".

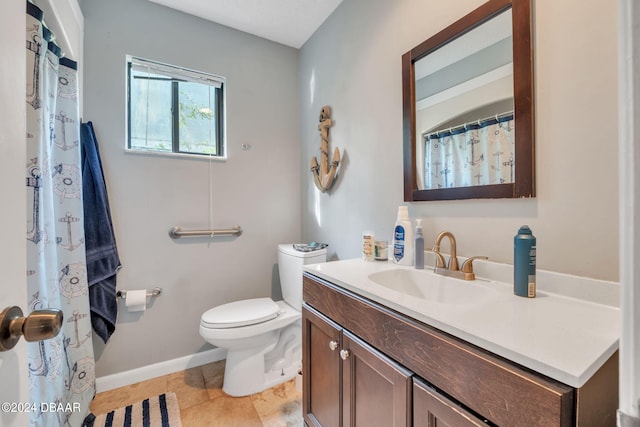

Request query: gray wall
[
  {"left": 81, "top": 0, "right": 300, "bottom": 377},
  {"left": 300, "top": 0, "right": 619, "bottom": 281},
  {"left": 83, "top": 0, "right": 619, "bottom": 378}
]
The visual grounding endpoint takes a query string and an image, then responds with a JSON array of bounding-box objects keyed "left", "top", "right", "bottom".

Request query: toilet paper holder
[{"left": 116, "top": 287, "right": 162, "bottom": 300}]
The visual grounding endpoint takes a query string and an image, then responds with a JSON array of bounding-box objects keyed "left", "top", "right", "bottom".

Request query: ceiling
[{"left": 148, "top": 0, "right": 343, "bottom": 49}]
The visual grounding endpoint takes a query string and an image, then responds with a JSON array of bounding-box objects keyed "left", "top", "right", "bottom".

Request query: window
[{"left": 127, "top": 56, "right": 225, "bottom": 157}]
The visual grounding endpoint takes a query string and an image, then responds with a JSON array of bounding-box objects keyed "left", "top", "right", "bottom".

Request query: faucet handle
[
  {"left": 432, "top": 247, "right": 447, "bottom": 268},
  {"left": 460, "top": 256, "right": 488, "bottom": 280}
]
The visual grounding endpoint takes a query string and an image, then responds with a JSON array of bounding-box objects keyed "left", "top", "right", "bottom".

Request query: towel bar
[
  {"left": 116, "top": 287, "right": 162, "bottom": 299},
  {"left": 168, "top": 226, "right": 243, "bottom": 239}
]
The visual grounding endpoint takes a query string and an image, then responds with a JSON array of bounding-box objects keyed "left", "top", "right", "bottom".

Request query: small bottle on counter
[
  {"left": 414, "top": 219, "right": 424, "bottom": 269},
  {"left": 374, "top": 240, "right": 388, "bottom": 261},
  {"left": 514, "top": 225, "right": 536, "bottom": 298},
  {"left": 362, "top": 231, "right": 375, "bottom": 261}
]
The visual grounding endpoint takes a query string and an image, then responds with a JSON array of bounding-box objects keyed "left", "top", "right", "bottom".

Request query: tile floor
[{"left": 90, "top": 360, "right": 304, "bottom": 427}]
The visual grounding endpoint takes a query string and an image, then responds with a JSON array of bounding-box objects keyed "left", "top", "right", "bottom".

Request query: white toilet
[{"left": 199, "top": 244, "right": 326, "bottom": 397}]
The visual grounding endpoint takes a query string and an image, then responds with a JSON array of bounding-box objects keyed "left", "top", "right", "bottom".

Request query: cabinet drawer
[{"left": 304, "top": 274, "right": 574, "bottom": 426}]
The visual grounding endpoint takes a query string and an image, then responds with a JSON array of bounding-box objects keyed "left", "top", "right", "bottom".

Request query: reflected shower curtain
[
  {"left": 26, "top": 4, "right": 95, "bottom": 426},
  {"left": 423, "top": 116, "right": 515, "bottom": 189}
]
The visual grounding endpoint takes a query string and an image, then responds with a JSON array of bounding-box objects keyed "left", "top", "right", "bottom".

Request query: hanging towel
[{"left": 81, "top": 121, "right": 122, "bottom": 343}]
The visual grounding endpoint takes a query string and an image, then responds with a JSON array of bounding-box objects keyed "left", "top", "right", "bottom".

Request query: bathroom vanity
[{"left": 301, "top": 260, "right": 619, "bottom": 426}]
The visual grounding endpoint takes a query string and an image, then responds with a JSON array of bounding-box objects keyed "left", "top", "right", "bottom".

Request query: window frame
[{"left": 126, "top": 56, "right": 227, "bottom": 159}]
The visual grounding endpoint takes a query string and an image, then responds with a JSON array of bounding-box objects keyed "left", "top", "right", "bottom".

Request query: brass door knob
[{"left": 0, "top": 306, "right": 63, "bottom": 352}]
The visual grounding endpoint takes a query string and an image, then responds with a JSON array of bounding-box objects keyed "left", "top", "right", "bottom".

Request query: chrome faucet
[{"left": 432, "top": 231, "right": 487, "bottom": 280}]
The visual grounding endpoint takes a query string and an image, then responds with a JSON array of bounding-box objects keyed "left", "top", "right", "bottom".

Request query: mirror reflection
[{"left": 415, "top": 9, "right": 514, "bottom": 190}]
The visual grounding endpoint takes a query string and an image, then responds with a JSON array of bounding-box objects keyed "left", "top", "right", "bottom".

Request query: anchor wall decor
[{"left": 310, "top": 105, "right": 341, "bottom": 193}]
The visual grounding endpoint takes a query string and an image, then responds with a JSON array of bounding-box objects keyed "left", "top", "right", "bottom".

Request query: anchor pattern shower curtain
[
  {"left": 423, "top": 116, "right": 515, "bottom": 189},
  {"left": 26, "top": 4, "right": 95, "bottom": 426}
]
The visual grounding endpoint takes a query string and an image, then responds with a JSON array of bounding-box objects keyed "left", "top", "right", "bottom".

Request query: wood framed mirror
[{"left": 402, "top": 0, "right": 534, "bottom": 201}]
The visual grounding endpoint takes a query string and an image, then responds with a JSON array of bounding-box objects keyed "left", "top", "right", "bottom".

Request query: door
[
  {"left": 303, "top": 305, "right": 342, "bottom": 427},
  {"left": 413, "top": 378, "right": 488, "bottom": 427},
  {"left": 0, "top": 1, "right": 30, "bottom": 426},
  {"left": 342, "top": 332, "right": 412, "bottom": 427}
]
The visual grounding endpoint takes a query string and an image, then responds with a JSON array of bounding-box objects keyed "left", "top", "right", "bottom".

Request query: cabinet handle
[
  {"left": 329, "top": 340, "right": 339, "bottom": 351},
  {"left": 340, "top": 349, "right": 350, "bottom": 360}
]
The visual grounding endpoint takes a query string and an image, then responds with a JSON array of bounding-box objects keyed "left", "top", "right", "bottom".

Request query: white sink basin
[{"left": 367, "top": 269, "right": 493, "bottom": 305}]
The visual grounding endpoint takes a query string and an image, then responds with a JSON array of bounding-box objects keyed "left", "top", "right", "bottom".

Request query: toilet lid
[{"left": 201, "top": 298, "right": 280, "bottom": 329}]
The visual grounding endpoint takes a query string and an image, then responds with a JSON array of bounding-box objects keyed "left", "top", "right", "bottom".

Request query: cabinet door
[
  {"left": 413, "top": 378, "right": 488, "bottom": 427},
  {"left": 303, "top": 305, "right": 342, "bottom": 427},
  {"left": 342, "top": 331, "right": 413, "bottom": 427}
]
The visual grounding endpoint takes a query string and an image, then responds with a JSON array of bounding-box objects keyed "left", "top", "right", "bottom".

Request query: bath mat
[{"left": 85, "top": 392, "right": 182, "bottom": 427}]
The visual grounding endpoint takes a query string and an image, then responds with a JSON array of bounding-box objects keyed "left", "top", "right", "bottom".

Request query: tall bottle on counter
[
  {"left": 392, "top": 206, "right": 413, "bottom": 265},
  {"left": 514, "top": 225, "right": 536, "bottom": 298}
]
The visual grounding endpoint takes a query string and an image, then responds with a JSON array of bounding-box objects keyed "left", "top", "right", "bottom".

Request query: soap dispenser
[{"left": 414, "top": 219, "right": 424, "bottom": 269}]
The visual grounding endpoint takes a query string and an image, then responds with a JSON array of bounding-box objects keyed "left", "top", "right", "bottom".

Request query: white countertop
[{"left": 304, "top": 258, "right": 620, "bottom": 388}]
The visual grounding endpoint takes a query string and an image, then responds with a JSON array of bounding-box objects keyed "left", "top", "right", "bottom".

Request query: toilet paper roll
[{"left": 125, "top": 290, "right": 147, "bottom": 312}]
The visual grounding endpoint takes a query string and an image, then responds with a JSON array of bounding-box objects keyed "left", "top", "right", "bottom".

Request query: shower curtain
[
  {"left": 423, "top": 116, "right": 515, "bottom": 189},
  {"left": 26, "top": 4, "right": 95, "bottom": 426}
]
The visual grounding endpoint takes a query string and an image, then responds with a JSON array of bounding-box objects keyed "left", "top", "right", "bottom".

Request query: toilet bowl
[{"left": 199, "top": 244, "right": 326, "bottom": 397}]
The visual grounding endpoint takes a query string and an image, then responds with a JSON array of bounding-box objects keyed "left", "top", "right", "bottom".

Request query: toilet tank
[{"left": 277, "top": 244, "right": 327, "bottom": 310}]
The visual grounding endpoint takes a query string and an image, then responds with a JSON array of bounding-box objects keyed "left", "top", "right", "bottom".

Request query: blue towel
[{"left": 81, "top": 121, "right": 121, "bottom": 343}]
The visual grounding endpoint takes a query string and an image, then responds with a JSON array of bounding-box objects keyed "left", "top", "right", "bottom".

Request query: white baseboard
[{"left": 95, "top": 348, "right": 227, "bottom": 393}]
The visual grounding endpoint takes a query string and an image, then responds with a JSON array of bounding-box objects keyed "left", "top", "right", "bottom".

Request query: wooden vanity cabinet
[
  {"left": 303, "top": 305, "right": 412, "bottom": 427},
  {"left": 302, "top": 273, "right": 618, "bottom": 427}
]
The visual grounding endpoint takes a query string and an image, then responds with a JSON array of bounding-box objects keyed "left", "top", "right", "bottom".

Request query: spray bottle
[{"left": 514, "top": 225, "right": 536, "bottom": 298}]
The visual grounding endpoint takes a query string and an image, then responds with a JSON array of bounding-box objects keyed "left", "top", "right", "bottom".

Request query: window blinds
[{"left": 129, "top": 56, "right": 223, "bottom": 88}]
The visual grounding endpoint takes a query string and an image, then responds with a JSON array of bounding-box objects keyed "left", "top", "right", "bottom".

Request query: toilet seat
[{"left": 201, "top": 298, "right": 280, "bottom": 329}]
